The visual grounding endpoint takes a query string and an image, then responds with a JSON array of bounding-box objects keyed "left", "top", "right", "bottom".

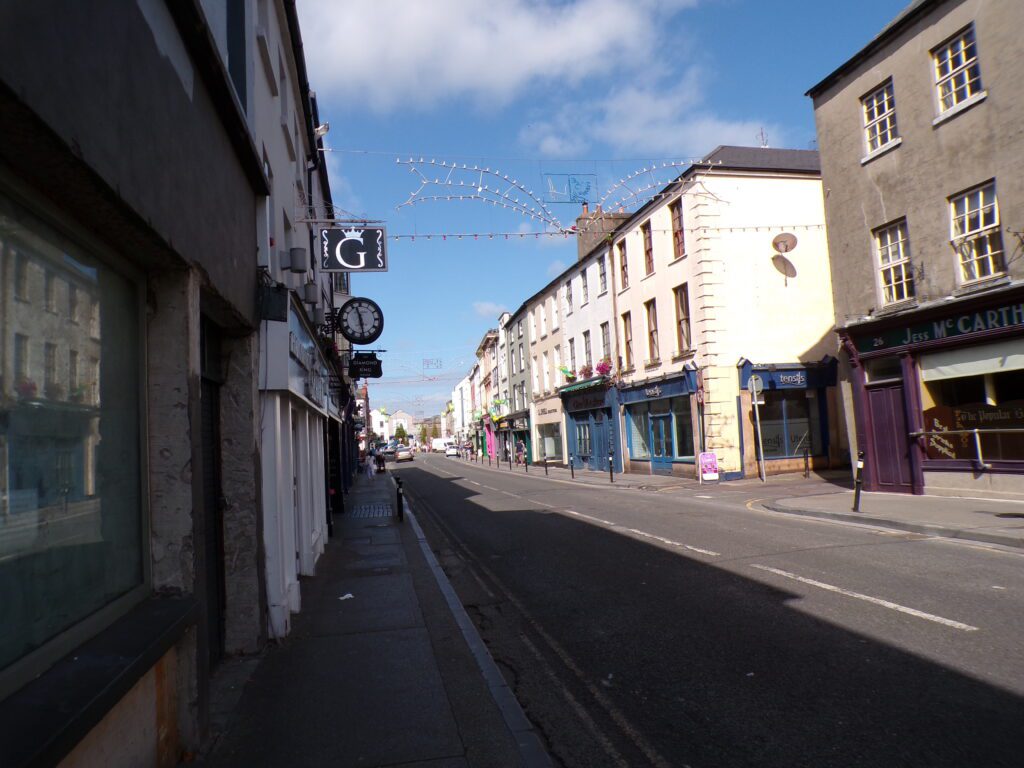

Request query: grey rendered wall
[
  {"left": 812, "top": 0, "right": 1024, "bottom": 326},
  {"left": 0, "top": 0, "right": 257, "bottom": 322}
]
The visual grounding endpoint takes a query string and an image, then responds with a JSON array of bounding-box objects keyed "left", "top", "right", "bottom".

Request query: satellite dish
[{"left": 772, "top": 233, "right": 798, "bottom": 254}]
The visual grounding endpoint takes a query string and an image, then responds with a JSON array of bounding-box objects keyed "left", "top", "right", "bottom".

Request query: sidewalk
[
  {"left": 761, "top": 490, "right": 1024, "bottom": 550},
  {"left": 201, "top": 468, "right": 551, "bottom": 767}
]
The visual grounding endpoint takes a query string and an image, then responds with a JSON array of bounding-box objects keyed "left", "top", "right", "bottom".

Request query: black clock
[{"left": 337, "top": 297, "right": 384, "bottom": 345}]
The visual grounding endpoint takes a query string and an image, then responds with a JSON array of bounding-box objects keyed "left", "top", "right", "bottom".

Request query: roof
[
  {"left": 806, "top": 0, "right": 938, "bottom": 97},
  {"left": 700, "top": 146, "right": 820, "bottom": 174}
]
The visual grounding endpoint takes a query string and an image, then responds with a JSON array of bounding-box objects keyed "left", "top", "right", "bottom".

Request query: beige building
[
  {"left": 609, "top": 147, "right": 843, "bottom": 478},
  {"left": 808, "top": 0, "right": 1024, "bottom": 497},
  {"left": 526, "top": 280, "right": 567, "bottom": 464}
]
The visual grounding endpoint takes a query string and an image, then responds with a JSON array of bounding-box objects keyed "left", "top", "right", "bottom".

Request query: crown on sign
[{"left": 342, "top": 228, "right": 363, "bottom": 240}]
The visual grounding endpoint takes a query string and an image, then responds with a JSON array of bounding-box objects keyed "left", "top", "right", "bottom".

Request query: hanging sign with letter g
[{"left": 321, "top": 227, "right": 388, "bottom": 272}]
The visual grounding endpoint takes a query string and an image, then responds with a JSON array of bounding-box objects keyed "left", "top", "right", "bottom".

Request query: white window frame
[
  {"left": 862, "top": 80, "right": 898, "bottom": 154},
  {"left": 598, "top": 255, "right": 607, "bottom": 294},
  {"left": 540, "top": 303, "right": 547, "bottom": 337},
  {"left": 617, "top": 241, "right": 628, "bottom": 289},
  {"left": 933, "top": 26, "right": 983, "bottom": 114},
  {"left": 875, "top": 219, "right": 915, "bottom": 305},
  {"left": 950, "top": 182, "right": 1003, "bottom": 284},
  {"left": 622, "top": 312, "right": 633, "bottom": 369},
  {"left": 581, "top": 270, "right": 589, "bottom": 304},
  {"left": 564, "top": 281, "right": 573, "bottom": 314},
  {"left": 583, "top": 330, "right": 592, "bottom": 367},
  {"left": 600, "top": 322, "right": 610, "bottom": 361}
]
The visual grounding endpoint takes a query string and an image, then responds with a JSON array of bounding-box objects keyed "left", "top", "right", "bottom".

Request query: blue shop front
[
  {"left": 561, "top": 377, "right": 622, "bottom": 473},
  {"left": 737, "top": 357, "right": 843, "bottom": 477},
  {"left": 620, "top": 371, "right": 699, "bottom": 476}
]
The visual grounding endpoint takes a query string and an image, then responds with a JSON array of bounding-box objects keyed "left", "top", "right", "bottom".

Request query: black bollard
[
  {"left": 609, "top": 441, "right": 615, "bottom": 483},
  {"left": 852, "top": 450, "right": 865, "bottom": 512},
  {"left": 396, "top": 477, "right": 404, "bottom": 522},
  {"left": 570, "top": 455, "right": 575, "bottom": 480}
]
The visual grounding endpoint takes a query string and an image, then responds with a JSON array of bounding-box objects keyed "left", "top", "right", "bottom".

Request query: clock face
[{"left": 338, "top": 297, "right": 383, "bottom": 345}]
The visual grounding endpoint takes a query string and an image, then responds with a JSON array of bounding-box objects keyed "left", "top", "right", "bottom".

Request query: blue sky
[{"left": 296, "top": 0, "right": 909, "bottom": 417}]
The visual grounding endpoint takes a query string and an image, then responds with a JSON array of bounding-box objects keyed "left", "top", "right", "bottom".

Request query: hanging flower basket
[
  {"left": 578, "top": 364, "right": 593, "bottom": 379},
  {"left": 595, "top": 359, "right": 612, "bottom": 376}
]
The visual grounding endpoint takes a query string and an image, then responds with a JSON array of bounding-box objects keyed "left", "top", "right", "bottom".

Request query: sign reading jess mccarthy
[{"left": 321, "top": 227, "right": 388, "bottom": 272}]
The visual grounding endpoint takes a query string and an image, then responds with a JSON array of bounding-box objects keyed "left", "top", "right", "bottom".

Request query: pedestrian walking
[
  {"left": 516, "top": 438, "right": 525, "bottom": 465},
  {"left": 365, "top": 448, "right": 376, "bottom": 481}
]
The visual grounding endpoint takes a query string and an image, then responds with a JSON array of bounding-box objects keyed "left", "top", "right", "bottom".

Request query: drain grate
[{"left": 352, "top": 503, "right": 394, "bottom": 518}]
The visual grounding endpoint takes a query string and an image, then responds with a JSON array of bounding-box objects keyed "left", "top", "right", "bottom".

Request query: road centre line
[
  {"left": 563, "top": 510, "right": 720, "bottom": 556},
  {"left": 749, "top": 564, "right": 979, "bottom": 631}
]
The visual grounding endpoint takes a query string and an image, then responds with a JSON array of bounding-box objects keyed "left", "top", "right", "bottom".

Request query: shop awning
[
  {"left": 920, "top": 338, "right": 1024, "bottom": 381},
  {"left": 558, "top": 377, "right": 606, "bottom": 394}
]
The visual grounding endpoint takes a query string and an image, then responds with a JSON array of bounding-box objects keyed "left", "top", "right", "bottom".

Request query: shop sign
[
  {"left": 856, "top": 301, "right": 1024, "bottom": 353},
  {"left": 777, "top": 372, "right": 806, "bottom": 386},
  {"left": 320, "top": 227, "right": 388, "bottom": 273},
  {"left": 644, "top": 386, "right": 663, "bottom": 397},
  {"left": 538, "top": 406, "right": 559, "bottom": 416},
  {"left": 698, "top": 451, "right": 719, "bottom": 482},
  {"left": 289, "top": 331, "right": 316, "bottom": 371},
  {"left": 348, "top": 352, "right": 383, "bottom": 379},
  {"left": 566, "top": 390, "right": 607, "bottom": 411}
]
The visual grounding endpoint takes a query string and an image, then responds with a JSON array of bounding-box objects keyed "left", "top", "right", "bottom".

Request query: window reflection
[{"left": 1, "top": 192, "right": 142, "bottom": 674}]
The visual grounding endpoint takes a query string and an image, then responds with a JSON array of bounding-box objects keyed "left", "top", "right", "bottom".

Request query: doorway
[
  {"left": 650, "top": 414, "right": 674, "bottom": 475},
  {"left": 866, "top": 383, "right": 913, "bottom": 492}
]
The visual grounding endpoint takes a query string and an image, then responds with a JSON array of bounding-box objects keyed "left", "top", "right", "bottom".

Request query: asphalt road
[{"left": 394, "top": 454, "right": 1024, "bottom": 768}]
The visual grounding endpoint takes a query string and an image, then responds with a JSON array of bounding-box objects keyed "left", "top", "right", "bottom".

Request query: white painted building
[
  {"left": 451, "top": 374, "right": 472, "bottom": 442},
  {"left": 249, "top": 0, "right": 349, "bottom": 639},
  {"left": 370, "top": 408, "right": 391, "bottom": 442}
]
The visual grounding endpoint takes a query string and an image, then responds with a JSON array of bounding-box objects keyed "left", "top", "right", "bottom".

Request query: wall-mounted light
[{"left": 303, "top": 281, "right": 319, "bottom": 304}]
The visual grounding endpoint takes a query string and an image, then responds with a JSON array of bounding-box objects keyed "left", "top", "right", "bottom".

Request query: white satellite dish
[{"left": 772, "top": 233, "right": 798, "bottom": 254}]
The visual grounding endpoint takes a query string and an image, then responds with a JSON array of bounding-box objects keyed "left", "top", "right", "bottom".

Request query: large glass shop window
[
  {"left": 1, "top": 193, "right": 143, "bottom": 676},
  {"left": 626, "top": 405, "right": 650, "bottom": 459},
  {"left": 671, "top": 396, "right": 694, "bottom": 458},
  {"left": 922, "top": 368, "right": 1024, "bottom": 461},
  {"left": 758, "top": 390, "right": 823, "bottom": 458}
]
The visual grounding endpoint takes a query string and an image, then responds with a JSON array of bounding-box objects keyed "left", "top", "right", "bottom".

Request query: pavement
[
  {"left": 761, "top": 488, "right": 1024, "bottom": 550},
  {"left": 199, "top": 465, "right": 552, "bottom": 768}
]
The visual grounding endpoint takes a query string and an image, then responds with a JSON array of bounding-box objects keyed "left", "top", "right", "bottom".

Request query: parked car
[
  {"left": 395, "top": 445, "right": 414, "bottom": 462},
  {"left": 431, "top": 437, "right": 453, "bottom": 452},
  {"left": 444, "top": 444, "right": 460, "bottom": 457},
  {"left": 382, "top": 444, "right": 396, "bottom": 457}
]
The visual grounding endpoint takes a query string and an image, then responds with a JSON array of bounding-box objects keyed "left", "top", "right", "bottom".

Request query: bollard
[
  {"left": 852, "top": 450, "right": 864, "bottom": 512},
  {"left": 396, "top": 477, "right": 404, "bottom": 522},
  {"left": 608, "top": 442, "right": 614, "bottom": 483},
  {"left": 542, "top": 444, "right": 548, "bottom": 476},
  {"left": 488, "top": 450, "right": 492, "bottom": 467},
  {"left": 525, "top": 451, "right": 528, "bottom": 473},
  {"left": 570, "top": 455, "right": 575, "bottom": 479},
  {"left": 508, "top": 451, "right": 513, "bottom": 471},
  {"left": 804, "top": 446, "right": 810, "bottom": 479}
]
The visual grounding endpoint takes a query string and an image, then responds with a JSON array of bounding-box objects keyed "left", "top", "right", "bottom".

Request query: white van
[{"left": 431, "top": 437, "right": 453, "bottom": 452}]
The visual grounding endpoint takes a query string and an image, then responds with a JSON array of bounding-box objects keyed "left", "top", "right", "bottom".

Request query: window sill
[
  {"left": 671, "top": 349, "right": 696, "bottom": 362},
  {"left": 641, "top": 272, "right": 656, "bottom": 282},
  {"left": 953, "top": 274, "right": 1009, "bottom": 297},
  {"left": 0, "top": 596, "right": 198, "bottom": 768},
  {"left": 873, "top": 298, "right": 918, "bottom": 316},
  {"left": 621, "top": 366, "right": 636, "bottom": 375},
  {"left": 667, "top": 254, "right": 687, "bottom": 267},
  {"left": 932, "top": 90, "right": 987, "bottom": 127},
  {"left": 618, "top": 285, "right": 630, "bottom": 295},
  {"left": 644, "top": 359, "right": 662, "bottom": 370},
  {"left": 860, "top": 137, "right": 902, "bottom": 165}
]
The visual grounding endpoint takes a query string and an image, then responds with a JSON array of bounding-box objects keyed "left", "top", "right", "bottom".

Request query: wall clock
[{"left": 337, "top": 297, "right": 384, "bottom": 345}]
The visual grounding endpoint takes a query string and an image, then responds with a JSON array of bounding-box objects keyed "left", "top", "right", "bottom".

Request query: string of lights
[
  {"left": 396, "top": 157, "right": 567, "bottom": 232},
  {"left": 379, "top": 223, "right": 825, "bottom": 241}
]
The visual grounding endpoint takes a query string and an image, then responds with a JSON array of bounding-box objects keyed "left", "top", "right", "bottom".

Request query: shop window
[
  {"left": 923, "top": 369, "right": 1024, "bottom": 461},
  {"left": 864, "top": 356, "right": 902, "bottom": 383},
  {"left": 671, "top": 397, "right": 695, "bottom": 458},
  {"left": 627, "top": 405, "right": 651, "bottom": 459},
  {"left": 539, "top": 423, "right": 563, "bottom": 460},
  {"left": 0, "top": 190, "right": 143, "bottom": 690},
  {"left": 758, "top": 390, "right": 823, "bottom": 458}
]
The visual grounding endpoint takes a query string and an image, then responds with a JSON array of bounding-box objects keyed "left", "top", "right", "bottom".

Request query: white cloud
[
  {"left": 520, "top": 74, "right": 780, "bottom": 159},
  {"left": 297, "top": 0, "right": 697, "bottom": 112},
  {"left": 472, "top": 300, "right": 507, "bottom": 318}
]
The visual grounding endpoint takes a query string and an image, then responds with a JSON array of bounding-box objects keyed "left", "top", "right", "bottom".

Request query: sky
[{"left": 296, "top": 0, "right": 910, "bottom": 417}]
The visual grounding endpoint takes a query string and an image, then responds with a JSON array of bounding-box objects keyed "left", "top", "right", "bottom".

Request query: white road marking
[
  {"left": 501, "top": 490, "right": 518, "bottom": 498},
  {"left": 565, "top": 510, "right": 616, "bottom": 526},
  {"left": 626, "top": 528, "right": 720, "bottom": 557},
  {"left": 534, "top": 500, "right": 555, "bottom": 508},
  {"left": 468, "top": 480, "right": 481, "bottom": 486},
  {"left": 695, "top": 494, "right": 712, "bottom": 499},
  {"left": 749, "top": 564, "right": 980, "bottom": 631}
]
